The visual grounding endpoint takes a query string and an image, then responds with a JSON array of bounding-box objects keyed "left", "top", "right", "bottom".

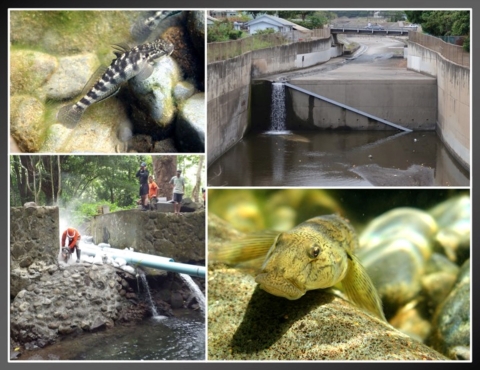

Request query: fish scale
[{"left": 57, "top": 38, "right": 174, "bottom": 125}]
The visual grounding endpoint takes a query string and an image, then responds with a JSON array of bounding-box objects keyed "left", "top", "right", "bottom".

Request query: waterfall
[
  {"left": 138, "top": 270, "right": 159, "bottom": 317},
  {"left": 178, "top": 273, "right": 205, "bottom": 316},
  {"left": 270, "top": 82, "right": 286, "bottom": 131}
]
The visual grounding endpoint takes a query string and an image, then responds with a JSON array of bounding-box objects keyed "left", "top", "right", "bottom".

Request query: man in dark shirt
[{"left": 136, "top": 162, "right": 149, "bottom": 211}]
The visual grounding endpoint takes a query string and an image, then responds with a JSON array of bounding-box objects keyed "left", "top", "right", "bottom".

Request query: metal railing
[
  {"left": 409, "top": 31, "right": 470, "bottom": 68},
  {"left": 207, "top": 28, "right": 331, "bottom": 63}
]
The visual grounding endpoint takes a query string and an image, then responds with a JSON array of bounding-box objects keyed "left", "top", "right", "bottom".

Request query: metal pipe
[{"left": 80, "top": 244, "right": 206, "bottom": 278}]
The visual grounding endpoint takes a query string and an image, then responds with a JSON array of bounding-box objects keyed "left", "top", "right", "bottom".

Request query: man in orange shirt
[
  {"left": 61, "top": 227, "right": 81, "bottom": 263},
  {"left": 148, "top": 175, "right": 158, "bottom": 211}
]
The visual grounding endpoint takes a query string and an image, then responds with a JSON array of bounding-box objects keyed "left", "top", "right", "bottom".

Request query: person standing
[
  {"left": 169, "top": 169, "right": 185, "bottom": 214},
  {"left": 61, "top": 227, "right": 81, "bottom": 263},
  {"left": 148, "top": 175, "right": 159, "bottom": 211},
  {"left": 136, "top": 162, "right": 149, "bottom": 211}
]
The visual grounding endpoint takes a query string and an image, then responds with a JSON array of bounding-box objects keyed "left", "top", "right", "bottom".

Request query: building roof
[{"left": 245, "top": 14, "right": 310, "bottom": 33}]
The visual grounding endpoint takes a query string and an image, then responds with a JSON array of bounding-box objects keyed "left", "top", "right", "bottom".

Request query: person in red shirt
[
  {"left": 61, "top": 227, "right": 81, "bottom": 263},
  {"left": 148, "top": 175, "right": 158, "bottom": 211}
]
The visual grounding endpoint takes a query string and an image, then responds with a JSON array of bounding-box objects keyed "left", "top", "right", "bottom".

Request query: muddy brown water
[{"left": 207, "top": 130, "right": 469, "bottom": 187}]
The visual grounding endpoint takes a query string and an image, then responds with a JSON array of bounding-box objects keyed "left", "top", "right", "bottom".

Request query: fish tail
[
  {"left": 342, "top": 253, "right": 387, "bottom": 321},
  {"left": 57, "top": 104, "right": 84, "bottom": 125}
]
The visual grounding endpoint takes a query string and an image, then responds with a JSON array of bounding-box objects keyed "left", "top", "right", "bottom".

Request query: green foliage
[
  {"left": 254, "top": 28, "right": 275, "bottom": 35},
  {"left": 405, "top": 11, "right": 470, "bottom": 37},
  {"left": 334, "top": 11, "right": 373, "bottom": 18},
  {"left": 245, "top": 11, "right": 265, "bottom": 19},
  {"left": 228, "top": 30, "right": 243, "bottom": 40},
  {"left": 68, "top": 200, "right": 130, "bottom": 226},
  {"left": 295, "top": 14, "right": 327, "bottom": 30},
  {"left": 462, "top": 36, "right": 470, "bottom": 52},
  {"left": 208, "top": 20, "right": 237, "bottom": 42}
]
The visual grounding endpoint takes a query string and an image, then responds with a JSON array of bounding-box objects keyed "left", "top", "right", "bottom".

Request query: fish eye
[{"left": 308, "top": 246, "right": 321, "bottom": 259}]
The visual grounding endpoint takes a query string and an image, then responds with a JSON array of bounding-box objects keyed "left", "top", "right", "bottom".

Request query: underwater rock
[
  {"left": 10, "top": 95, "right": 46, "bottom": 152},
  {"left": 128, "top": 134, "right": 153, "bottom": 153},
  {"left": 429, "top": 195, "right": 470, "bottom": 265},
  {"left": 40, "top": 99, "right": 127, "bottom": 153},
  {"left": 357, "top": 208, "right": 438, "bottom": 317},
  {"left": 389, "top": 300, "right": 431, "bottom": 343},
  {"left": 427, "top": 259, "right": 470, "bottom": 360},
  {"left": 10, "top": 50, "right": 58, "bottom": 96},
  {"left": 175, "top": 92, "right": 205, "bottom": 152},
  {"left": 187, "top": 11, "right": 205, "bottom": 56},
  {"left": 163, "top": 25, "right": 203, "bottom": 91},
  {"left": 44, "top": 53, "right": 99, "bottom": 101},
  {"left": 152, "top": 138, "right": 178, "bottom": 153},
  {"left": 173, "top": 80, "right": 196, "bottom": 102},
  {"left": 207, "top": 265, "right": 448, "bottom": 360},
  {"left": 129, "top": 56, "right": 181, "bottom": 128}
]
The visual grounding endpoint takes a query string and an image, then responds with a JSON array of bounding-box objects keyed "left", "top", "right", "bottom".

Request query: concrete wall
[
  {"left": 207, "top": 38, "right": 337, "bottom": 166},
  {"left": 287, "top": 79, "right": 437, "bottom": 130},
  {"left": 90, "top": 210, "right": 205, "bottom": 264},
  {"left": 407, "top": 42, "right": 470, "bottom": 170}
]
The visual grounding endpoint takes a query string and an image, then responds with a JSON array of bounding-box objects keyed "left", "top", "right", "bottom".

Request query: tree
[
  {"left": 246, "top": 11, "right": 264, "bottom": 19},
  {"left": 152, "top": 156, "right": 176, "bottom": 200},
  {"left": 405, "top": 10, "right": 470, "bottom": 36},
  {"left": 191, "top": 156, "right": 204, "bottom": 203},
  {"left": 10, "top": 155, "right": 61, "bottom": 206},
  {"left": 405, "top": 10, "right": 470, "bottom": 51}
]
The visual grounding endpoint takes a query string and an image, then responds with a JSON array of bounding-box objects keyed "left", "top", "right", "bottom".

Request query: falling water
[
  {"left": 270, "top": 82, "right": 286, "bottom": 131},
  {"left": 138, "top": 270, "right": 159, "bottom": 317},
  {"left": 178, "top": 273, "right": 205, "bottom": 316}
]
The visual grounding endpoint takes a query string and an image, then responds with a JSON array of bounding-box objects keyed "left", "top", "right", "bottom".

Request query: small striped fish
[{"left": 57, "top": 38, "right": 174, "bottom": 125}]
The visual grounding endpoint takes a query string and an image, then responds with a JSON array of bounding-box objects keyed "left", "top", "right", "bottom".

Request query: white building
[{"left": 245, "top": 14, "right": 310, "bottom": 35}]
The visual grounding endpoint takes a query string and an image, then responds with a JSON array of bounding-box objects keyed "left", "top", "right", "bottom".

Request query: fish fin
[
  {"left": 135, "top": 64, "right": 154, "bottom": 81},
  {"left": 80, "top": 66, "right": 109, "bottom": 96},
  {"left": 111, "top": 43, "right": 131, "bottom": 56},
  {"left": 57, "top": 104, "right": 84, "bottom": 125},
  {"left": 209, "top": 231, "right": 279, "bottom": 264},
  {"left": 342, "top": 252, "right": 387, "bottom": 321}
]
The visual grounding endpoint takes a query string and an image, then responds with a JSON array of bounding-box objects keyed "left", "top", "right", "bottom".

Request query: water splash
[
  {"left": 178, "top": 273, "right": 205, "bottom": 316},
  {"left": 138, "top": 270, "right": 159, "bottom": 317},
  {"left": 270, "top": 82, "right": 286, "bottom": 131}
]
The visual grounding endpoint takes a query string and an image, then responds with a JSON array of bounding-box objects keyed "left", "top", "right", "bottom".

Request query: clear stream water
[{"left": 20, "top": 310, "right": 205, "bottom": 361}]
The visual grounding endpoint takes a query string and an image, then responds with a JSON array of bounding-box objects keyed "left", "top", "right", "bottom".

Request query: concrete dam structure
[{"left": 207, "top": 32, "right": 470, "bottom": 173}]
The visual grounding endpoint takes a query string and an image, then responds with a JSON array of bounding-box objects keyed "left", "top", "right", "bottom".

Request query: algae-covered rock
[
  {"left": 44, "top": 53, "right": 99, "bottom": 100},
  {"left": 10, "top": 95, "right": 47, "bottom": 152},
  {"left": 10, "top": 50, "right": 58, "bottom": 96}
]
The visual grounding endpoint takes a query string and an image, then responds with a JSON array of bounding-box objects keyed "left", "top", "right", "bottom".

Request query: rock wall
[
  {"left": 90, "top": 210, "right": 205, "bottom": 263},
  {"left": 407, "top": 41, "right": 470, "bottom": 170},
  {"left": 10, "top": 263, "right": 136, "bottom": 348},
  {"left": 10, "top": 206, "right": 60, "bottom": 296}
]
